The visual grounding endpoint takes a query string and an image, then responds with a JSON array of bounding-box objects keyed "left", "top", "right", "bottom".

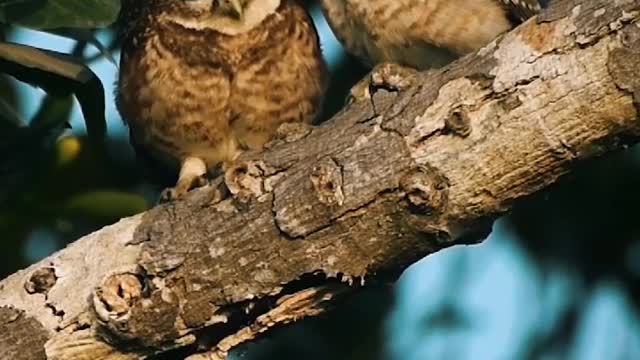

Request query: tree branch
[{"left": 2, "top": 0, "right": 640, "bottom": 359}]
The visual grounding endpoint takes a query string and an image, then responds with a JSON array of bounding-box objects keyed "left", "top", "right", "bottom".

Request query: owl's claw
[
  {"left": 159, "top": 175, "right": 209, "bottom": 203},
  {"left": 158, "top": 188, "right": 177, "bottom": 203},
  {"left": 158, "top": 157, "right": 208, "bottom": 203},
  {"left": 348, "top": 62, "right": 419, "bottom": 104}
]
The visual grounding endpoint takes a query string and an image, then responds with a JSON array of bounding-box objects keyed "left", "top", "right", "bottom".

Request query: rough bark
[{"left": 2, "top": 0, "right": 640, "bottom": 359}]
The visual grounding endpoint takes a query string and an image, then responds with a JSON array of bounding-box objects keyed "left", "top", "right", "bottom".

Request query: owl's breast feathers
[{"left": 117, "top": 0, "right": 327, "bottom": 170}]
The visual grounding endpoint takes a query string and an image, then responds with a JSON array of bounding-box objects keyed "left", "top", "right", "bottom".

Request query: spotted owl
[
  {"left": 116, "top": 0, "right": 327, "bottom": 199},
  {"left": 318, "top": 0, "right": 541, "bottom": 70}
]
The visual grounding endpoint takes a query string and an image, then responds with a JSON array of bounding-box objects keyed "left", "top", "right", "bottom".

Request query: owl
[
  {"left": 116, "top": 0, "right": 327, "bottom": 199},
  {"left": 318, "top": 0, "right": 541, "bottom": 98}
]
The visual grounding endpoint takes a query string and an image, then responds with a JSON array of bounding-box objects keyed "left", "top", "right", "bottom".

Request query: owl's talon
[
  {"left": 158, "top": 188, "right": 178, "bottom": 203},
  {"left": 348, "top": 62, "right": 419, "bottom": 103},
  {"left": 158, "top": 181, "right": 192, "bottom": 203},
  {"left": 347, "top": 80, "right": 372, "bottom": 105},
  {"left": 193, "top": 175, "right": 209, "bottom": 188},
  {"left": 157, "top": 157, "right": 209, "bottom": 203},
  {"left": 158, "top": 174, "right": 210, "bottom": 203}
]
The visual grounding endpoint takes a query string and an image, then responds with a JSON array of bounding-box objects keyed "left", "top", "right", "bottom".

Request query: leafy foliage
[
  {"left": 0, "top": 0, "right": 119, "bottom": 29},
  {"left": 0, "top": 0, "right": 152, "bottom": 277},
  {"left": 0, "top": 1, "right": 120, "bottom": 193},
  {"left": 0, "top": 42, "right": 106, "bottom": 143}
]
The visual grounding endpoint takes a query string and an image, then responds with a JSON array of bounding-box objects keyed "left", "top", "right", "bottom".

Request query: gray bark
[{"left": 2, "top": 0, "right": 640, "bottom": 359}]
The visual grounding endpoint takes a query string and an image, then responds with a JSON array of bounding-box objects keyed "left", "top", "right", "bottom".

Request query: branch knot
[{"left": 400, "top": 165, "right": 449, "bottom": 216}]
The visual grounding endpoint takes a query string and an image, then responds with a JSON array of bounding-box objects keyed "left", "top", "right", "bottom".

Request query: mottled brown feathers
[
  {"left": 318, "top": 0, "right": 541, "bottom": 69},
  {"left": 116, "top": 0, "right": 327, "bottom": 195}
]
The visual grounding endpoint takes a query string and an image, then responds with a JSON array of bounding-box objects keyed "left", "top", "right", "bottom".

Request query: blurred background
[{"left": 2, "top": 1, "right": 640, "bottom": 359}]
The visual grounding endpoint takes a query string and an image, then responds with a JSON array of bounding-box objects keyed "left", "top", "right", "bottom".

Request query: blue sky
[{"left": 390, "top": 219, "right": 640, "bottom": 360}]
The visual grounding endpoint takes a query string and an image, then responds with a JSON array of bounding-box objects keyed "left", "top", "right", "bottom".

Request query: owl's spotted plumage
[
  {"left": 116, "top": 0, "right": 327, "bottom": 198},
  {"left": 319, "top": 0, "right": 541, "bottom": 69}
]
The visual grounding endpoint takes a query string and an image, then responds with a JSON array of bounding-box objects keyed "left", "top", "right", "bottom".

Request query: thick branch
[{"left": 2, "top": 0, "right": 640, "bottom": 359}]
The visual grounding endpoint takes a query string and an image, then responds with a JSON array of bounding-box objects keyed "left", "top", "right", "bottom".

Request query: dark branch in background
[{"left": 1, "top": 1, "right": 640, "bottom": 360}]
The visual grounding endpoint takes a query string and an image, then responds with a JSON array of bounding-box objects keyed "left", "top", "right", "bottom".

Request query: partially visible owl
[
  {"left": 319, "top": 0, "right": 541, "bottom": 94},
  {"left": 117, "top": 0, "right": 327, "bottom": 199}
]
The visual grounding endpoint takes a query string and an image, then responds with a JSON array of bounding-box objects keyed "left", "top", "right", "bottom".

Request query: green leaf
[
  {"left": 0, "top": 41, "right": 106, "bottom": 145},
  {"left": 0, "top": 92, "right": 24, "bottom": 126},
  {"left": 0, "top": 73, "right": 23, "bottom": 126},
  {"left": 0, "top": 0, "right": 120, "bottom": 29},
  {"left": 30, "top": 93, "right": 73, "bottom": 131},
  {"left": 64, "top": 190, "right": 149, "bottom": 219}
]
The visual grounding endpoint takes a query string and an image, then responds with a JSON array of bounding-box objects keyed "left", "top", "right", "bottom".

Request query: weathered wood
[{"left": 1, "top": 0, "right": 640, "bottom": 359}]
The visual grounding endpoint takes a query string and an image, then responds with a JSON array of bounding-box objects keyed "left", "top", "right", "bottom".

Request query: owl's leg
[
  {"left": 349, "top": 62, "right": 419, "bottom": 103},
  {"left": 160, "top": 156, "right": 208, "bottom": 202}
]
